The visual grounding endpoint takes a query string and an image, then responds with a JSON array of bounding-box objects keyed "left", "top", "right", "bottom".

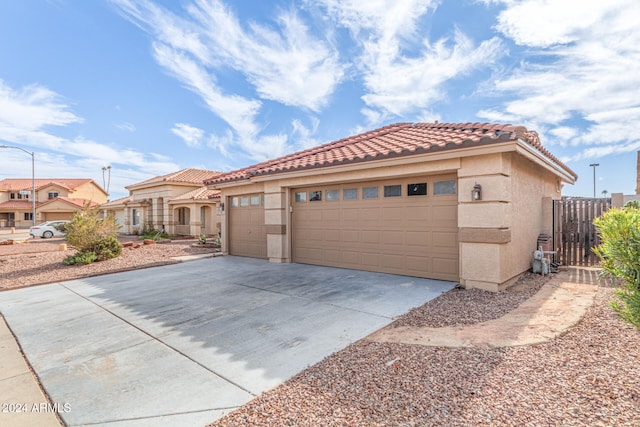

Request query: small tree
[
  {"left": 64, "top": 203, "right": 122, "bottom": 264},
  {"left": 593, "top": 205, "right": 640, "bottom": 328}
]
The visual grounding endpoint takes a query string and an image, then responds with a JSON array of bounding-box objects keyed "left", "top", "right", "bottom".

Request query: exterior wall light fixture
[{"left": 472, "top": 183, "right": 482, "bottom": 201}]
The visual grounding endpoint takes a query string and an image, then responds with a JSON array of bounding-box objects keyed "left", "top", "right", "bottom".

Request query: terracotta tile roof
[
  {"left": 100, "top": 195, "right": 133, "bottom": 208},
  {"left": 0, "top": 178, "right": 100, "bottom": 192},
  {"left": 128, "top": 168, "right": 222, "bottom": 189},
  {"left": 205, "top": 122, "right": 577, "bottom": 184},
  {"left": 169, "top": 187, "right": 221, "bottom": 202},
  {"left": 0, "top": 200, "right": 41, "bottom": 209}
]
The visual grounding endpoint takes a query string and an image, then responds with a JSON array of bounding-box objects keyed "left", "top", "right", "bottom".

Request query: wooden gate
[{"left": 553, "top": 198, "right": 610, "bottom": 266}]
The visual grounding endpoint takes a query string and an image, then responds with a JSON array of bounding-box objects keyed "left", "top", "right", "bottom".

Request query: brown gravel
[
  {"left": 0, "top": 236, "right": 218, "bottom": 290},
  {"left": 210, "top": 277, "right": 640, "bottom": 427}
]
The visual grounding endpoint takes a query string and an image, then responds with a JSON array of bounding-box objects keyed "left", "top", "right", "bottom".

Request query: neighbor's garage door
[
  {"left": 45, "top": 212, "right": 73, "bottom": 221},
  {"left": 228, "top": 193, "right": 267, "bottom": 259},
  {"left": 292, "top": 175, "right": 458, "bottom": 281}
]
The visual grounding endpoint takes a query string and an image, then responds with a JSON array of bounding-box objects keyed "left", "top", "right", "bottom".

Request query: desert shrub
[
  {"left": 63, "top": 251, "right": 97, "bottom": 265},
  {"left": 94, "top": 235, "right": 122, "bottom": 261},
  {"left": 593, "top": 207, "right": 640, "bottom": 328},
  {"left": 140, "top": 228, "right": 169, "bottom": 240},
  {"left": 624, "top": 200, "right": 640, "bottom": 209},
  {"left": 64, "top": 204, "right": 122, "bottom": 264}
]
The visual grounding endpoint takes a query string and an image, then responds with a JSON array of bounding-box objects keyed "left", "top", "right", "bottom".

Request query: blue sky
[{"left": 1, "top": 0, "right": 638, "bottom": 200}]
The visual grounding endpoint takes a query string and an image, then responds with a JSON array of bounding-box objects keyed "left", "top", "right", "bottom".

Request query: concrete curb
[
  {"left": 0, "top": 316, "right": 62, "bottom": 427},
  {"left": 368, "top": 269, "right": 599, "bottom": 348}
]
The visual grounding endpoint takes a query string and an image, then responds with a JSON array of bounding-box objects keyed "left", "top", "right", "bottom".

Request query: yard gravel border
[{"left": 209, "top": 274, "right": 640, "bottom": 427}]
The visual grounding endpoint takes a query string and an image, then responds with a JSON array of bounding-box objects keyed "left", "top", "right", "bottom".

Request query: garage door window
[
  {"left": 231, "top": 197, "right": 239, "bottom": 208},
  {"left": 343, "top": 188, "right": 358, "bottom": 200},
  {"left": 240, "top": 196, "right": 249, "bottom": 207},
  {"left": 434, "top": 180, "right": 456, "bottom": 195},
  {"left": 295, "top": 191, "right": 307, "bottom": 202},
  {"left": 408, "top": 183, "right": 427, "bottom": 196},
  {"left": 326, "top": 189, "right": 339, "bottom": 201},
  {"left": 250, "top": 195, "right": 261, "bottom": 206},
  {"left": 384, "top": 184, "right": 402, "bottom": 197},
  {"left": 363, "top": 186, "right": 378, "bottom": 199},
  {"left": 310, "top": 191, "right": 322, "bottom": 201}
]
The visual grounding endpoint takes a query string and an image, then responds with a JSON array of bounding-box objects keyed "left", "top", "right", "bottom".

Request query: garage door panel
[
  {"left": 433, "top": 231, "right": 457, "bottom": 248},
  {"left": 342, "top": 251, "right": 361, "bottom": 265},
  {"left": 325, "top": 229, "right": 341, "bottom": 242},
  {"left": 323, "top": 208, "right": 340, "bottom": 221},
  {"left": 342, "top": 230, "right": 360, "bottom": 243},
  {"left": 382, "top": 230, "right": 404, "bottom": 245},
  {"left": 406, "top": 256, "right": 431, "bottom": 273},
  {"left": 361, "top": 252, "right": 381, "bottom": 267},
  {"left": 361, "top": 230, "right": 381, "bottom": 244},
  {"left": 406, "top": 205, "right": 430, "bottom": 222},
  {"left": 382, "top": 207, "right": 404, "bottom": 221},
  {"left": 433, "top": 258, "right": 458, "bottom": 276},
  {"left": 292, "top": 175, "right": 459, "bottom": 281},
  {"left": 342, "top": 208, "right": 359, "bottom": 221},
  {"left": 406, "top": 231, "right": 429, "bottom": 247}
]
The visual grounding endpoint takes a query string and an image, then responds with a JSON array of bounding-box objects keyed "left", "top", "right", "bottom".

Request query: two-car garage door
[{"left": 291, "top": 175, "right": 459, "bottom": 281}]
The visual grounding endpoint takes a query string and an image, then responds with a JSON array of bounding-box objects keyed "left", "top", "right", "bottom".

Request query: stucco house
[
  {"left": 0, "top": 178, "right": 107, "bottom": 228},
  {"left": 101, "top": 168, "right": 222, "bottom": 236},
  {"left": 205, "top": 122, "right": 577, "bottom": 292}
]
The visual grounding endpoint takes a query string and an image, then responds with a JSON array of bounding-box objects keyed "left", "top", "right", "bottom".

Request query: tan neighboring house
[
  {"left": 206, "top": 122, "right": 578, "bottom": 292},
  {"left": 0, "top": 178, "right": 107, "bottom": 228},
  {"left": 101, "top": 168, "right": 222, "bottom": 236},
  {"left": 611, "top": 150, "right": 640, "bottom": 207}
]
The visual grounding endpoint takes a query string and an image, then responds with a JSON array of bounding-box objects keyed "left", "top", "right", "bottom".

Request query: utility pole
[{"left": 589, "top": 163, "right": 599, "bottom": 198}]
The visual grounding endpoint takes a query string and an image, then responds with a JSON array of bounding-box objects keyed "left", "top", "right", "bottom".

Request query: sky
[{"left": 1, "top": 0, "right": 639, "bottom": 200}]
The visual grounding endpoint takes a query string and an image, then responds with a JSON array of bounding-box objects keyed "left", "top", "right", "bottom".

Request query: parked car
[{"left": 30, "top": 220, "right": 69, "bottom": 239}]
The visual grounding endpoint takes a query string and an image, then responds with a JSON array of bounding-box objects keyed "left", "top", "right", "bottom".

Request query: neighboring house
[
  {"left": 206, "top": 122, "right": 578, "bottom": 292},
  {"left": 0, "top": 178, "right": 107, "bottom": 228},
  {"left": 101, "top": 168, "right": 222, "bottom": 236},
  {"left": 611, "top": 150, "right": 640, "bottom": 207}
]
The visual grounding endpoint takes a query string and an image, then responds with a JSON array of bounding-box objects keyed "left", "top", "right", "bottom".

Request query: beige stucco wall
[{"left": 458, "top": 152, "right": 560, "bottom": 291}]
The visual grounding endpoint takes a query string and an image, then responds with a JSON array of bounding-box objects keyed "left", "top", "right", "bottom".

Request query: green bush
[
  {"left": 624, "top": 200, "right": 640, "bottom": 209},
  {"left": 593, "top": 206, "right": 640, "bottom": 328},
  {"left": 63, "top": 251, "right": 97, "bottom": 265},
  {"left": 64, "top": 204, "right": 122, "bottom": 264},
  {"left": 94, "top": 235, "right": 122, "bottom": 261}
]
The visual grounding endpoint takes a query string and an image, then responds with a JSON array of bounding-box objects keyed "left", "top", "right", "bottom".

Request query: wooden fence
[{"left": 553, "top": 198, "right": 610, "bottom": 267}]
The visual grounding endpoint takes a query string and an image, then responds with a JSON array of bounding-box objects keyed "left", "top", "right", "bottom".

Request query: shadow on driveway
[{"left": 0, "top": 256, "right": 455, "bottom": 426}]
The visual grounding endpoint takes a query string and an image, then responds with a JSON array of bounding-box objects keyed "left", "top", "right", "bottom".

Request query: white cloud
[
  {"left": 477, "top": 0, "right": 640, "bottom": 163},
  {"left": 0, "top": 80, "right": 82, "bottom": 132},
  {"left": 113, "top": 0, "right": 335, "bottom": 161},
  {"left": 0, "top": 79, "right": 180, "bottom": 182},
  {"left": 189, "top": 1, "right": 344, "bottom": 111},
  {"left": 172, "top": 122, "right": 204, "bottom": 147},
  {"left": 291, "top": 117, "right": 320, "bottom": 149},
  {"left": 316, "top": 0, "right": 504, "bottom": 123},
  {"left": 115, "top": 122, "right": 136, "bottom": 132}
]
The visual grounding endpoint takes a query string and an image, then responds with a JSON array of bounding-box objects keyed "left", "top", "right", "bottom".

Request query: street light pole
[
  {"left": 589, "top": 163, "right": 599, "bottom": 198},
  {"left": 1, "top": 144, "right": 36, "bottom": 227}
]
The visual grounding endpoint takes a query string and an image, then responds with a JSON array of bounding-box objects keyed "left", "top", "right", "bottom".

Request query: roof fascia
[{"left": 515, "top": 140, "right": 577, "bottom": 184}]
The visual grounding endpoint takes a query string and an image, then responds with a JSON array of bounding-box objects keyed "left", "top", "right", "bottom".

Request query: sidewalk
[
  {"left": 0, "top": 228, "right": 31, "bottom": 242},
  {"left": 0, "top": 316, "right": 61, "bottom": 427},
  {"left": 369, "top": 267, "right": 600, "bottom": 348}
]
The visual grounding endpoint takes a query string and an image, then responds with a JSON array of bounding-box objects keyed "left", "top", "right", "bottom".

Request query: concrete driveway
[{"left": 0, "top": 256, "right": 455, "bottom": 426}]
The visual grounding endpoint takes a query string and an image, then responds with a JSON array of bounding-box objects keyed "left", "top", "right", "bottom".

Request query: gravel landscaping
[
  {"left": 1, "top": 237, "right": 638, "bottom": 425},
  {"left": 209, "top": 275, "right": 640, "bottom": 427},
  {"left": 0, "top": 236, "right": 218, "bottom": 290}
]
